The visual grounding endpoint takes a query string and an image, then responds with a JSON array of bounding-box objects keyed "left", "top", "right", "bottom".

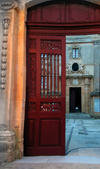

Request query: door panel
[
  {"left": 24, "top": 35, "right": 66, "bottom": 156},
  {"left": 39, "top": 119, "right": 61, "bottom": 146}
]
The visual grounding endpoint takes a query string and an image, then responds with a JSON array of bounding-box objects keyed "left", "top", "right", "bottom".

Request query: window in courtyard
[
  {"left": 72, "top": 48, "right": 79, "bottom": 58},
  {"left": 72, "top": 63, "right": 79, "bottom": 71},
  {"left": 69, "top": 45, "right": 81, "bottom": 59}
]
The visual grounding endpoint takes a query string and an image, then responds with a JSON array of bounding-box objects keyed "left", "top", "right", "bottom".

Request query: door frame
[{"left": 24, "top": 0, "right": 100, "bottom": 156}]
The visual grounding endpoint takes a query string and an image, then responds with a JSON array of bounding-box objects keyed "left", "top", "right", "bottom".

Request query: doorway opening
[
  {"left": 70, "top": 88, "right": 81, "bottom": 113},
  {"left": 25, "top": 0, "right": 100, "bottom": 157}
]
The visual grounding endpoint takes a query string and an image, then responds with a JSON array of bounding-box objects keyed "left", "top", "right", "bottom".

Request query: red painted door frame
[
  {"left": 25, "top": 0, "right": 100, "bottom": 156},
  {"left": 26, "top": 22, "right": 100, "bottom": 36}
]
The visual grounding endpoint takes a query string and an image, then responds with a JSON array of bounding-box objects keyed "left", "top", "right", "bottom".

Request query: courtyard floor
[{"left": 1, "top": 113, "right": 100, "bottom": 169}]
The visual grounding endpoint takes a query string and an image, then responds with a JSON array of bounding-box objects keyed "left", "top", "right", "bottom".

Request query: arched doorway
[{"left": 24, "top": 0, "right": 100, "bottom": 156}]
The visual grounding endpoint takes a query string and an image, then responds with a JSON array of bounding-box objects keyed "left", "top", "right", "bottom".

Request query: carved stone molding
[
  {"left": 66, "top": 74, "right": 93, "bottom": 86},
  {"left": 68, "top": 78, "right": 82, "bottom": 86},
  {"left": 0, "top": 17, "right": 10, "bottom": 90},
  {"left": 91, "top": 91, "right": 100, "bottom": 96},
  {"left": 0, "top": 0, "right": 18, "bottom": 11},
  {"left": 66, "top": 60, "right": 84, "bottom": 74},
  {"left": 93, "top": 41, "right": 100, "bottom": 45},
  {"left": 84, "top": 78, "right": 90, "bottom": 86}
]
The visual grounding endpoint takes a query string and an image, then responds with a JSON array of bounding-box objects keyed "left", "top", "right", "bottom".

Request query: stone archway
[
  {"left": 25, "top": 0, "right": 100, "bottom": 157},
  {"left": 0, "top": 0, "right": 100, "bottom": 163}
]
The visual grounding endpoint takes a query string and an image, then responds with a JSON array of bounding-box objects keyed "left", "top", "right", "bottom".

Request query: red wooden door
[{"left": 24, "top": 35, "right": 66, "bottom": 156}]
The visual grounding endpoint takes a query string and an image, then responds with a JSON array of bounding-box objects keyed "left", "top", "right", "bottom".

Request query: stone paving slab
[
  {"left": 1, "top": 162, "right": 100, "bottom": 169},
  {"left": 66, "top": 113, "right": 100, "bottom": 155}
]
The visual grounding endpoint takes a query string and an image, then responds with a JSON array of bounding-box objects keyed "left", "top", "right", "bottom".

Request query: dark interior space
[{"left": 70, "top": 87, "right": 81, "bottom": 113}]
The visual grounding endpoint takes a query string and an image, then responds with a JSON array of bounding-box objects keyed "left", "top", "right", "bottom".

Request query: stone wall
[
  {"left": 0, "top": 0, "right": 18, "bottom": 164},
  {"left": 94, "top": 42, "right": 100, "bottom": 91},
  {"left": 66, "top": 35, "right": 100, "bottom": 115}
]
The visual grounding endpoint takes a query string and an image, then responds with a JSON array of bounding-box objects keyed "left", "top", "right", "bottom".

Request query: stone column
[
  {"left": 84, "top": 78, "right": 90, "bottom": 113},
  {"left": 0, "top": 0, "right": 18, "bottom": 163},
  {"left": 94, "top": 41, "right": 100, "bottom": 92}
]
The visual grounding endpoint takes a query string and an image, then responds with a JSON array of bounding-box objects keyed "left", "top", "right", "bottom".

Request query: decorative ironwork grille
[
  {"left": 41, "top": 103, "right": 61, "bottom": 111},
  {"left": 28, "top": 103, "right": 36, "bottom": 111},
  {"left": 41, "top": 40, "right": 62, "bottom": 50},
  {"left": 41, "top": 54, "right": 62, "bottom": 98}
]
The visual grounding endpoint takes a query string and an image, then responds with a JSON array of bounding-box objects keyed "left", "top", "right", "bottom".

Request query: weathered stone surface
[
  {"left": 91, "top": 91, "right": 100, "bottom": 96},
  {"left": 0, "top": 130, "right": 15, "bottom": 162},
  {"left": 0, "top": 0, "right": 18, "bottom": 11},
  {"left": 0, "top": 124, "right": 7, "bottom": 131}
]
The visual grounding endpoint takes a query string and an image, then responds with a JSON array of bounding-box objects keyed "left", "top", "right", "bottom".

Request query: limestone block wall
[
  {"left": 66, "top": 42, "right": 94, "bottom": 75},
  {"left": 0, "top": 0, "right": 19, "bottom": 163},
  {"left": 66, "top": 35, "right": 100, "bottom": 115},
  {"left": 66, "top": 76, "right": 93, "bottom": 114},
  {"left": 94, "top": 42, "right": 100, "bottom": 91}
]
